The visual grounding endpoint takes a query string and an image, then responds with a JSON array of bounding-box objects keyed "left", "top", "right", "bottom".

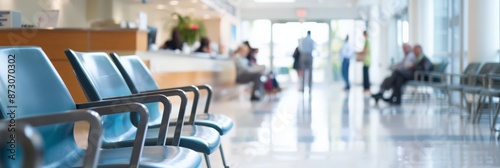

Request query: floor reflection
[{"left": 208, "top": 83, "right": 500, "bottom": 168}]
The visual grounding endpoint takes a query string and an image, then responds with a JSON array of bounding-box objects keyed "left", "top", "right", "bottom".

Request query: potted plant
[{"left": 172, "top": 13, "right": 207, "bottom": 46}]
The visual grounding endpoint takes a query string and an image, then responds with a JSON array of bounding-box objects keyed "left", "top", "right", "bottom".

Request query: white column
[
  {"left": 408, "top": 0, "right": 433, "bottom": 56},
  {"left": 468, "top": 0, "right": 500, "bottom": 62}
]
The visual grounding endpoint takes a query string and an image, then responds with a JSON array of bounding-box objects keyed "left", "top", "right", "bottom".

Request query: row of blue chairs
[{"left": 0, "top": 46, "right": 234, "bottom": 168}]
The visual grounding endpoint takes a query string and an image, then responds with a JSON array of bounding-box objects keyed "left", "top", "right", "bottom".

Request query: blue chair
[
  {"left": 110, "top": 53, "right": 234, "bottom": 167},
  {"left": 0, "top": 46, "right": 202, "bottom": 167},
  {"left": 65, "top": 49, "right": 220, "bottom": 167},
  {"left": 0, "top": 122, "right": 43, "bottom": 168}
]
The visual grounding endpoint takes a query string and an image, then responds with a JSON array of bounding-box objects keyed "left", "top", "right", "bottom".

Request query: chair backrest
[
  {"left": 65, "top": 49, "right": 161, "bottom": 127},
  {"left": 460, "top": 62, "right": 483, "bottom": 85},
  {"left": 0, "top": 47, "right": 82, "bottom": 167},
  {"left": 471, "top": 63, "right": 500, "bottom": 86},
  {"left": 109, "top": 53, "right": 160, "bottom": 93},
  {"left": 463, "top": 63, "right": 482, "bottom": 74}
]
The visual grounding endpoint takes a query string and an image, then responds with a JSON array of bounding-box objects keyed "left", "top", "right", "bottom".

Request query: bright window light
[{"left": 402, "top": 21, "right": 409, "bottom": 43}]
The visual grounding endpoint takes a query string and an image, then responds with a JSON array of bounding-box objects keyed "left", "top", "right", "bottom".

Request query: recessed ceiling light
[
  {"left": 156, "top": 4, "right": 166, "bottom": 9},
  {"left": 170, "top": 0, "right": 179, "bottom": 5},
  {"left": 191, "top": 0, "right": 198, "bottom": 3}
]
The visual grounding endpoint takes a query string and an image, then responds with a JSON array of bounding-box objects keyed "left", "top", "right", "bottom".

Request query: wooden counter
[
  {"left": 137, "top": 51, "right": 236, "bottom": 99},
  {"left": 0, "top": 28, "right": 147, "bottom": 103}
]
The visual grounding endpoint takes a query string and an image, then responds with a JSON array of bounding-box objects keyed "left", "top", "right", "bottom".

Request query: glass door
[{"left": 271, "top": 21, "right": 330, "bottom": 83}]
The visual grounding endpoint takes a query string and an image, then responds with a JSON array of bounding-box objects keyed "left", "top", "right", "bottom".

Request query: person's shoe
[
  {"left": 389, "top": 101, "right": 402, "bottom": 106},
  {"left": 371, "top": 93, "right": 382, "bottom": 104},
  {"left": 250, "top": 96, "right": 261, "bottom": 101}
]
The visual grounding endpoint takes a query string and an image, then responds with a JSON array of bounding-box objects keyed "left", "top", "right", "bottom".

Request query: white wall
[{"left": 0, "top": 0, "right": 87, "bottom": 28}]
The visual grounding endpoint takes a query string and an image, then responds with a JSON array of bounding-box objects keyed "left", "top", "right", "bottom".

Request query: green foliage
[{"left": 173, "top": 13, "right": 207, "bottom": 46}]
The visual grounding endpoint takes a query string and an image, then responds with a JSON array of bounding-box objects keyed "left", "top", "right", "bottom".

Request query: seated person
[
  {"left": 232, "top": 45, "right": 265, "bottom": 101},
  {"left": 243, "top": 41, "right": 258, "bottom": 64},
  {"left": 195, "top": 37, "right": 212, "bottom": 54},
  {"left": 372, "top": 45, "right": 433, "bottom": 105},
  {"left": 161, "top": 28, "right": 183, "bottom": 51},
  {"left": 376, "top": 43, "right": 416, "bottom": 98}
]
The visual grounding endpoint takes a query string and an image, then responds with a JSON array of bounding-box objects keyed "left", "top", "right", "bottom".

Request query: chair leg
[
  {"left": 475, "top": 95, "right": 485, "bottom": 123},
  {"left": 491, "top": 101, "right": 500, "bottom": 131},
  {"left": 204, "top": 154, "right": 212, "bottom": 168},
  {"left": 219, "top": 144, "right": 230, "bottom": 168}
]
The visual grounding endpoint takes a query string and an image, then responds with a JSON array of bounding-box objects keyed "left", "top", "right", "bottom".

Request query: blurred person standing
[
  {"left": 339, "top": 35, "right": 354, "bottom": 91},
  {"left": 298, "top": 31, "right": 317, "bottom": 92},
  {"left": 356, "top": 31, "right": 371, "bottom": 93}
]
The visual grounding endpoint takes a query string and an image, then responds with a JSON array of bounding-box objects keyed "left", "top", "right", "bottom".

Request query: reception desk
[
  {"left": 137, "top": 51, "right": 237, "bottom": 99},
  {"left": 0, "top": 28, "right": 147, "bottom": 103},
  {"left": 0, "top": 28, "right": 236, "bottom": 102}
]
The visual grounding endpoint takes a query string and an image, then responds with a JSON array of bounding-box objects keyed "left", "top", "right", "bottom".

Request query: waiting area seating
[
  {"left": 402, "top": 61, "right": 500, "bottom": 131},
  {"left": 0, "top": 46, "right": 234, "bottom": 168}
]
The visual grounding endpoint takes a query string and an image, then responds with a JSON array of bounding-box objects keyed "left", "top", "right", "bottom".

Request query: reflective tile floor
[{"left": 205, "top": 83, "right": 500, "bottom": 168}]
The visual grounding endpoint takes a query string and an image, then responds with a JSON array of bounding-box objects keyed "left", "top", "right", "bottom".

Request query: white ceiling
[
  {"left": 124, "top": 0, "right": 223, "bottom": 19},
  {"left": 237, "top": 0, "right": 388, "bottom": 20}
]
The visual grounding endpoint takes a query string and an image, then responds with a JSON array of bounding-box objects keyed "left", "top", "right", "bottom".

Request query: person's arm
[{"left": 424, "top": 58, "right": 433, "bottom": 71}]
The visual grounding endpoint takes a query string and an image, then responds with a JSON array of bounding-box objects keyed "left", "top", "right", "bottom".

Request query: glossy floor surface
[{"left": 206, "top": 83, "right": 500, "bottom": 168}]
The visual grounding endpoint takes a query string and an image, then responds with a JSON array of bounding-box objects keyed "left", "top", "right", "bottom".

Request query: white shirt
[
  {"left": 398, "top": 52, "right": 416, "bottom": 69},
  {"left": 339, "top": 42, "right": 354, "bottom": 59},
  {"left": 298, "top": 36, "right": 316, "bottom": 54},
  {"left": 233, "top": 55, "right": 265, "bottom": 75}
]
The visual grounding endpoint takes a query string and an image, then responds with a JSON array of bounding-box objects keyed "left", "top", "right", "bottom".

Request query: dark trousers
[
  {"left": 391, "top": 70, "right": 413, "bottom": 102},
  {"left": 341, "top": 58, "right": 350, "bottom": 89},
  {"left": 362, "top": 66, "right": 370, "bottom": 90},
  {"left": 236, "top": 72, "right": 263, "bottom": 97}
]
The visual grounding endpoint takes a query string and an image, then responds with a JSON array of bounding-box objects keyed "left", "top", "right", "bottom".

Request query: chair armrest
[
  {"left": 76, "top": 95, "right": 172, "bottom": 146},
  {"left": 414, "top": 70, "right": 432, "bottom": 82},
  {"left": 0, "top": 123, "right": 44, "bottom": 168},
  {"left": 141, "top": 85, "right": 200, "bottom": 124},
  {"left": 196, "top": 84, "right": 213, "bottom": 114},
  {"left": 486, "top": 73, "right": 500, "bottom": 88},
  {"left": 428, "top": 72, "right": 446, "bottom": 83},
  {"left": 76, "top": 103, "right": 150, "bottom": 168},
  {"left": 101, "top": 89, "right": 188, "bottom": 146},
  {"left": 467, "top": 74, "right": 488, "bottom": 86},
  {"left": 15, "top": 110, "right": 103, "bottom": 168}
]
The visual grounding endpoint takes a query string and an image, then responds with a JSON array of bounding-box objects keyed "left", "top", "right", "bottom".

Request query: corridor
[{"left": 209, "top": 83, "right": 500, "bottom": 168}]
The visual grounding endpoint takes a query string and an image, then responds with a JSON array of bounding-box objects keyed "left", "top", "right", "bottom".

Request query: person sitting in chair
[
  {"left": 232, "top": 45, "right": 265, "bottom": 101},
  {"left": 372, "top": 44, "right": 433, "bottom": 105}
]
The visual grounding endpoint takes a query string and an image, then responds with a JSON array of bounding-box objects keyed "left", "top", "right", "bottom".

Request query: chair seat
[
  {"left": 480, "top": 88, "right": 500, "bottom": 96},
  {"left": 406, "top": 81, "right": 424, "bottom": 86},
  {"left": 462, "top": 86, "right": 482, "bottom": 93},
  {"left": 193, "top": 113, "right": 234, "bottom": 135},
  {"left": 431, "top": 83, "right": 448, "bottom": 89},
  {"left": 73, "top": 146, "right": 202, "bottom": 168},
  {"left": 447, "top": 85, "right": 464, "bottom": 91},
  {"left": 149, "top": 114, "right": 234, "bottom": 136},
  {"left": 103, "top": 125, "right": 220, "bottom": 154}
]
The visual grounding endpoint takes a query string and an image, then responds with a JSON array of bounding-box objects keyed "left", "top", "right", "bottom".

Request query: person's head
[
  {"left": 197, "top": 37, "right": 211, "bottom": 53},
  {"left": 402, "top": 43, "right": 412, "bottom": 55},
  {"left": 243, "top": 41, "right": 252, "bottom": 48},
  {"left": 170, "top": 28, "right": 183, "bottom": 49},
  {"left": 413, "top": 44, "right": 423, "bottom": 57},
  {"left": 234, "top": 45, "right": 250, "bottom": 58},
  {"left": 363, "top": 31, "right": 368, "bottom": 37},
  {"left": 307, "top": 31, "right": 311, "bottom": 36},
  {"left": 345, "top": 35, "right": 349, "bottom": 42}
]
